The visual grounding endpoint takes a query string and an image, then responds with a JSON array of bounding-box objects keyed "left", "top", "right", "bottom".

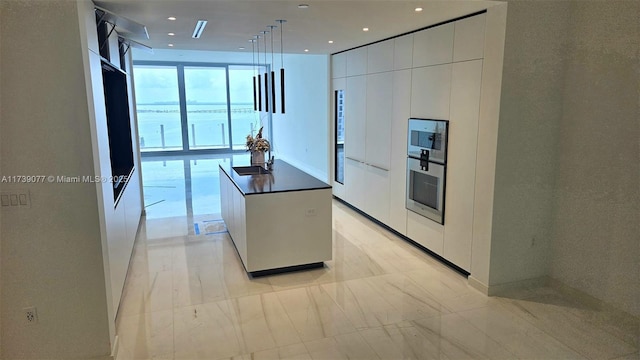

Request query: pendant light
[
  {"left": 276, "top": 19, "right": 287, "bottom": 113},
  {"left": 256, "top": 35, "right": 262, "bottom": 111},
  {"left": 261, "top": 30, "right": 269, "bottom": 113},
  {"left": 268, "top": 25, "right": 278, "bottom": 113},
  {"left": 250, "top": 38, "right": 257, "bottom": 111}
]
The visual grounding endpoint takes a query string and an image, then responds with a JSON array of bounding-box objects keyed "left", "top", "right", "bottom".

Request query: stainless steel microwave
[{"left": 407, "top": 118, "right": 449, "bottom": 164}]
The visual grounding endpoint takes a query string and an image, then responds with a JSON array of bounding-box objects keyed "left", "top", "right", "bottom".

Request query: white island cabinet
[{"left": 219, "top": 160, "right": 332, "bottom": 275}]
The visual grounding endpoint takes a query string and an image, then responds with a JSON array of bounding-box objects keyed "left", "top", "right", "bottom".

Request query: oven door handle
[{"left": 420, "top": 149, "right": 430, "bottom": 171}]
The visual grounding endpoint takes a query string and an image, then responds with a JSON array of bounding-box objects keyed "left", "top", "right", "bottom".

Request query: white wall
[
  {"left": 550, "top": 0, "right": 639, "bottom": 316},
  {"left": 487, "top": 0, "right": 639, "bottom": 317},
  {"left": 0, "top": 1, "right": 111, "bottom": 358},
  {"left": 271, "top": 54, "right": 330, "bottom": 182},
  {"left": 488, "top": 0, "right": 572, "bottom": 287}
]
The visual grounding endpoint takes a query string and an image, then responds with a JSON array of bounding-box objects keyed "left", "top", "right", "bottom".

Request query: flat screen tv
[{"left": 101, "top": 61, "right": 134, "bottom": 204}]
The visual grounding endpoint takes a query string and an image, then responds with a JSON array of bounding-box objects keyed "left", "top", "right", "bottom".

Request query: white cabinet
[
  {"left": 388, "top": 69, "right": 411, "bottom": 235},
  {"left": 365, "top": 165, "right": 390, "bottom": 225},
  {"left": 453, "top": 13, "right": 486, "bottom": 62},
  {"left": 407, "top": 211, "right": 444, "bottom": 256},
  {"left": 412, "top": 23, "right": 454, "bottom": 67},
  {"left": 394, "top": 34, "right": 413, "bottom": 70},
  {"left": 443, "top": 59, "right": 483, "bottom": 272},
  {"left": 411, "top": 63, "right": 452, "bottom": 120},
  {"left": 332, "top": 52, "right": 347, "bottom": 78},
  {"left": 344, "top": 157, "right": 367, "bottom": 210},
  {"left": 365, "top": 72, "right": 393, "bottom": 169},
  {"left": 345, "top": 75, "right": 367, "bottom": 161},
  {"left": 346, "top": 47, "right": 368, "bottom": 76},
  {"left": 367, "top": 39, "right": 394, "bottom": 74}
]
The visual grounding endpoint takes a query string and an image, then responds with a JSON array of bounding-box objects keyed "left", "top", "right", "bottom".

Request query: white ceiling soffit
[{"left": 94, "top": 0, "right": 502, "bottom": 55}]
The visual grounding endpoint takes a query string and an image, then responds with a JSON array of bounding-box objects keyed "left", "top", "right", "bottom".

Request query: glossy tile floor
[{"left": 115, "top": 154, "right": 639, "bottom": 360}]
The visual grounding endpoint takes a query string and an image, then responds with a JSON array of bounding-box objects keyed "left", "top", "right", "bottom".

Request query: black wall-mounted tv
[{"left": 101, "top": 61, "right": 134, "bottom": 204}]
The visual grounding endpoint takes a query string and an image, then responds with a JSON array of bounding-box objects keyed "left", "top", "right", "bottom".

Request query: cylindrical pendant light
[
  {"left": 261, "top": 30, "right": 269, "bottom": 113},
  {"left": 256, "top": 35, "right": 262, "bottom": 111},
  {"left": 268, "top": 25, "right": 277, "bottom": 114},
  {"left": 251, "top": 38, "right": 257, "bottom": 111},
  {"left": 276, "top": 20, "right": 287, "bottom": 114}
]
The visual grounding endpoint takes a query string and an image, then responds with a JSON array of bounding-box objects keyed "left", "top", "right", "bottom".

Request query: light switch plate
[{"left": 0, "top": 191, "right": 31, "bottom": 208}]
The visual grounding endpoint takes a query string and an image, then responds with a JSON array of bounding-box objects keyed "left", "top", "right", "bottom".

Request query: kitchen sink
[{"left": 233, "top": 166, "right": 271, "bottom": 176}]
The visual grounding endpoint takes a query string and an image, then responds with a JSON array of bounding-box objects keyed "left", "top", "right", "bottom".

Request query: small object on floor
[{"left": 194, "top": 219, "right": 226, "bottom": 235}]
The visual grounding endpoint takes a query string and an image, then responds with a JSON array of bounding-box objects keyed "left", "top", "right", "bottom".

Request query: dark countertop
[{"left": 219, "top": 159, "right": 331, "bottom": 196}]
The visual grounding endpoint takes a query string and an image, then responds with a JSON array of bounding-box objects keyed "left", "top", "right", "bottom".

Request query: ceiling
[{"left": 96, "top": 0, "right": 501, "bottom": 55}]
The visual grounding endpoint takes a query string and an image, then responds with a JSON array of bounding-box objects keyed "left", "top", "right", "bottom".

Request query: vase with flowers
[{"left": 246, "top": 126, "right": 270, "bottom": 166}]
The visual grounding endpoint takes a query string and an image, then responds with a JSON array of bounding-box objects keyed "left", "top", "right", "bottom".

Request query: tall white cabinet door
[
  {"left": 332, "top": 53, "right": 347, "bottom": 78},
  {"left": 345, "top": 75, "right": 367, "bottom": 161},
  {"left": 367, "top": 39, "right": 394, "bottom": 74},
  {"left": 394, "top": 34, "right": 413, "bottom": 70},
  {"left": 388, "top": 69, "right": 411, "bottom": 235},
  {"left": 443, "top": 59, "right": 483, "bottom": 272},
  {"left": 346, "top": 47, "right": 368, "bottom": 76},
  {"left": 453, "top": 13, "right": 486, "bottom": 62},
  {"left": 365, "top": 165, "right": 390, "bottom": 225},
  {"left": 411, "top": 63, "right": 452, "bottom": 120},
  {"left": 365, "top": 72, "right": 393, "bottom": 169},
  {"left": 412, "top": 23, "right": 454, "bottom": 67},
  {"left": 344, "top": 157, "right": 367, "bottom": 211}
]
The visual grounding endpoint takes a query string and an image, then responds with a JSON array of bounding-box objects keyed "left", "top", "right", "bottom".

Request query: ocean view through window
[{"left": 133, "top": 62, "right": 268, "bottom": 154}]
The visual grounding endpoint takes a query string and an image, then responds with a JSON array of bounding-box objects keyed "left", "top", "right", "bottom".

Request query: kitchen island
[{"left": 219, "top": 159, "right": 332, "bottom": 276}]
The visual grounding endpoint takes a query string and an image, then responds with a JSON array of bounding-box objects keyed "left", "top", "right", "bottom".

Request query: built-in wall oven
[{"left": 406, "top": 118, "right": 449, "bottom": 224}]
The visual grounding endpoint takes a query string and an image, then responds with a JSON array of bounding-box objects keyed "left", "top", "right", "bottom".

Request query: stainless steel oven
[
  {"left": 406, "top": 157, "right": 446, "bottom": 224},
  {"left": 406, "top": 118, "right": 449, "bottom": 224},
  {"left": 408, "top": 118, "right": 449, "bottom": 164}
]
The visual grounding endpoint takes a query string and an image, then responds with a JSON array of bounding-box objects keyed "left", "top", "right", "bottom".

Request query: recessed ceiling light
[
  {"left": 328, "top": 40, "right": 334, "bottom": 44},
  {"left": 168, "top": 32, "right": 175, "bottom": 36},
  {"left": 362, "top": 27, "right": 369, "bottom": 32},
  {"left": 168, "top": 43, "right": 174, "bottom": 47},
  {"left": 167, "top": 16, "right": 176, "bottom": 21},
  {"left": 415, "top": 7, "right": 423, "bottom": 12},
  {"left": 304, "top": 49, "right": 309, "bottom": 52},
  {"left": 298, "top": 4, "right": 309, "bottom": 9}
]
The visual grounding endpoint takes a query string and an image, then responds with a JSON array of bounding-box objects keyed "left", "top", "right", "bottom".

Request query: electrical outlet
[{"left": 23, "top": 307, "right": 38, "bottom": 325}]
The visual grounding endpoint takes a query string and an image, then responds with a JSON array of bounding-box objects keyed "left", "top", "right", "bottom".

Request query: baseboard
[
  {"left": 468, "top": 276, "right": 489, "bottom": 295},
  {"left": 110, "top": 335, "right": 119, "bottom": 360},
  {"left": 468, "top": 276, "right": 550, "bottom": 297}
]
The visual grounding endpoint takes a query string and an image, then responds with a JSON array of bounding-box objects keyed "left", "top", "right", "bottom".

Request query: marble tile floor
[{"left": 115, "top": 201, "right": 639, "bottom": 360}]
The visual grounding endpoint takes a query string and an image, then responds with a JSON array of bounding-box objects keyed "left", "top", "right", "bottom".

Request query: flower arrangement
[{"left": 246, "top": 126, "right": 270, "bottom": 152}]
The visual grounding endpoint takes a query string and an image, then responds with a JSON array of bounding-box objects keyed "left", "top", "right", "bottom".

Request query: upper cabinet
[
  {"left": 410, "top": 64, "right": 452, "bottom": 120},
  {"left": 332, "top": 52, "right": 347, "bottom": 79},
  {"left": 413, "top": 23, "right": 454, "bottom": 67},
  {"left": 346, "top": 47, "right": 368, "bottom": 76},
  {"left": 453, "top": 13, "right": 486, "bottom": 62},
  {"left": 367, "top": 39, "right": 394, "bottom": 74},
  {"left": 394, "top": 34, "right": 413, "bottom": 70}
]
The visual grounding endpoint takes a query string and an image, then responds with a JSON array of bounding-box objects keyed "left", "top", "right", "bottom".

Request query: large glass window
[
  {"left": 133, "top": 62, "right": 269, "bottom": 154},
  {"left": 229, "top": 65, "right": 260, "bottom": 150},
  {"left": 184, "top": 67, "right": 229, "bottom": 150},
  {"left": 134, "top": 66, "right": 183, "bottom": 152},
  {"left": 335, "top": 89, "right": 345, "bottom": 184}
]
